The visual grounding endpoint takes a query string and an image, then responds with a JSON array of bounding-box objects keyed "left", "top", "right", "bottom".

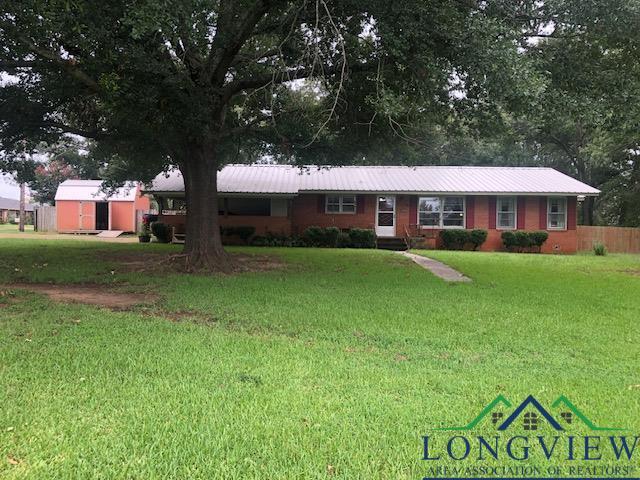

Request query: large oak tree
[{"left": 1, "top": 1, "right": 542, "bottom": 269}]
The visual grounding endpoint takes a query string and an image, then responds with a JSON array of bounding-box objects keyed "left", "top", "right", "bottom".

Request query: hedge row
[
  {"left": 252, "top": 227, "right": 376, "bottom": 248},
  {"left": 501, "top": 230, "right": 548, "bottom": 252},
  {"left": 439, "top": 229, "right": 488, "bottom": 250}
]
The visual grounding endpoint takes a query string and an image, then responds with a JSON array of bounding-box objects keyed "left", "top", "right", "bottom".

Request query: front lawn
[{"left": 1, "top": 240, "right": 639, "bottom": 478}]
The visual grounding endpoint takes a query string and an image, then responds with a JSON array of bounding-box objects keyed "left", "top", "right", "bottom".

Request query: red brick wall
[
  {"left": 291, "top": 194, "right": 377, "bottom": 234},
  {"left": 158, "top": 192, "right": 579, "bottom": 253}
]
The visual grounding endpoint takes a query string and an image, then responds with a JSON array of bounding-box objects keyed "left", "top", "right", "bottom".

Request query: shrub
[
  {"left": 302, "top": 226, "right": 340, "bottom": 247},
  {"left": 324, "top": 227, "right": 340, "bottom": 247},
  {"left": 440, "top": 229, "right": 469, "bottom": 250},
  {"left": 514, "top": 231, "right": 531, "bottom": 251},
  {"left": 468, "top": 229, "right": 488, "bottom": 250},
  {"left": 501, "top": 231, "right": 516, "bottom": 250},
  {"left": 151, "top": 222, "right": 173, "bottom": 243},
  {"left": 348, "top": 228, "right": 376, "bottom": 248},
  {"left": 250, "top": 235, "right": 268, "bottom": 246},
  {"left": 502, "top": 230, "right": 549, "bottom": 253},
  {"left": 593, "top": 242, "right": 607, "bottom": 256},
  {"left": 529, "top": 231, "right": 549, "bottom": 251},
  {"left": 336, "top": 232, "right": 351, "bottom": 248},
  {"left": 222, "top": 225, "right": 256, "bottom": 243},
  {"left": 302, "top": 226, "right": 325, "bottom": 247}
]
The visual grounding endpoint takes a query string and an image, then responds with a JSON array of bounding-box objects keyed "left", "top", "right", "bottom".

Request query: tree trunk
[
  {"left": 19, "top": 182, "right": 25, "bottom": 232},
  {"left": 581, "top": 195, "right": 595, "bottom": 226},
  {"left": 179, "top": 144, "right": 233, "bottom": 272}
]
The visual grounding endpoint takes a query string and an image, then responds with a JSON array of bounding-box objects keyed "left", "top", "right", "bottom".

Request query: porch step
[
  {"left": 172, "top": 233, "right": 186, "bottom": 244},
  {"left": 376, "top": 236, "right": 408, "bottom": 251}
]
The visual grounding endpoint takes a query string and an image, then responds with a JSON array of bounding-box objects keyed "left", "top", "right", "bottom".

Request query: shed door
[{"left": 79, "top": 202, "right": 95, "bottom": 230}]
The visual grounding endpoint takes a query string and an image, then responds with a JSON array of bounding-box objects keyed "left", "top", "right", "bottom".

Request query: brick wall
[{"left": 157, "top": 192, "right": 580, "bottom": 253}]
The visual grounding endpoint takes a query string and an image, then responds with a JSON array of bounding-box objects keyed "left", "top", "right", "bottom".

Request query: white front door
[{"left": 375, "top": 195, "right": 396, "bottom": 237}]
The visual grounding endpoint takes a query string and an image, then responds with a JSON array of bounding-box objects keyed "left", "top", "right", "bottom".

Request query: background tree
[
  {"left": 28, "top": 145, "right": 101, "bottom": 205},
  {"left": 0, "top": 1, "right": 559, "bottom": 269}
]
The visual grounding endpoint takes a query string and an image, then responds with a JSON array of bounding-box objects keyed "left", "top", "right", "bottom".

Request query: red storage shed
[{"left": 54, "top": 180, "right": 150, "bottom": 233}]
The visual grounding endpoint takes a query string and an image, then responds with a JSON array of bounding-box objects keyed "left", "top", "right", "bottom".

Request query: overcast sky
[{"left": 0, "top": 173, "right": 22, "bottom": 199}]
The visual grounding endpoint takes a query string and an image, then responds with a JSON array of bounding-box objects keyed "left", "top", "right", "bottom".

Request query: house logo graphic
[{"left": 435, "top": 394, "right": 625, "bottom": 432}]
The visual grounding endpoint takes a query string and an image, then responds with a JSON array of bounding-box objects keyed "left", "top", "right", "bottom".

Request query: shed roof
[
  {"left": 0, "top": 196, "right": 35, "bottom": 211},
  {"left": 147, "top": 164, "right": 600, "bottom": 196},
  {"left": 54, "top": 180, "right": 138, "bottom": 202}
]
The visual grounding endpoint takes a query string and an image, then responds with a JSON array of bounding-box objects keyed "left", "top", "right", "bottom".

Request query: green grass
[
  {"left": 1, "top": 240, "right": 639, "bottom": 478},
  {"left": 0, "top": 224, "right": 34, "bottom": 233}
]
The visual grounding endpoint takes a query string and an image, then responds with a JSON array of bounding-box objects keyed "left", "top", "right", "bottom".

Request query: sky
[{"left": 0, "top": 173, "right": 32, "bottom": 200}]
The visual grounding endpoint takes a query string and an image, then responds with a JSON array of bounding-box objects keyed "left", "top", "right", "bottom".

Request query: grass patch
[{"left": 1, "top": 240, "right": 639, "bottom": 478}]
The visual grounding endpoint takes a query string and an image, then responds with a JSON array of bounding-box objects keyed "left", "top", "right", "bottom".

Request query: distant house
[
  {"left": 0, "top": 196, "right": 35, "bottom": 224},
  {"left": 54, "top": 180, "right": 150, "bottom": 233},
  {"left": 145, "top": 165, "right": 600, "bottom": 253}
]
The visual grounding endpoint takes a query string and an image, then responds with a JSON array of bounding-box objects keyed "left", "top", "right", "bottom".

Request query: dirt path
[
  {"left": 398, "top": 251, "right": 471, "bottom": 282},
  {"left": 1, "top": 283, "right": 156, "bottom": 309}
]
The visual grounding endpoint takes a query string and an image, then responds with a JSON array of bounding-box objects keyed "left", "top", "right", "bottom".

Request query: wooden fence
[
  {"left": 34, "top": 205, "right": 57, "bottom": 232},
  {"left": 577, "top": 226, "right": 640, "bottom": 253}
]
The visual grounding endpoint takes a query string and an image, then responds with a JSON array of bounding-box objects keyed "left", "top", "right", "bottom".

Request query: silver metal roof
[
  {"left": 0, "top": 196, "right": 35, "bottom": 211},
  {"left": 54, "top": 180, "right": 138, "bottom": 202},
  {"left": 147, "top": 165, "right": 600, "bottom": 196}
]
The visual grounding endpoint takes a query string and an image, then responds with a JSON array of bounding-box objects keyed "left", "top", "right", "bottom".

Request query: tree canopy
[{"left": 1, "top": 0, "right": 638, "bottom": 266}]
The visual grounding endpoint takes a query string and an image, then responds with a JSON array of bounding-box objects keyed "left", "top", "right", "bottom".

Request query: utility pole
[{"left": 19, "top": 182, "right": 25, "bottom": 232}]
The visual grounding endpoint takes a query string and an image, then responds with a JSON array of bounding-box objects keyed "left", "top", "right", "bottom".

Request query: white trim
[
  {"left": 325, "top": 194, "right": 356, "bottom": 214},
  {"left": 496, "top": 196, "right": 517, "bottom": 230},
  {"left": 417, "top": 196, "right": 466, "bottom": 230},
  {"left": 547, "top": 196, "right": 568, "bottom": 231}
]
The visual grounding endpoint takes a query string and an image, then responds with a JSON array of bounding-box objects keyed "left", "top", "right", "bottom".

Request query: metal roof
[
  {"left": 54, "top": 180, "right": 138, "bottom": 202},
  {"left": 147, "top": 165, "right": 600, "bottom": 196},
  {"left": 0, "top": 196, "right": 35, "bottom": 211}
]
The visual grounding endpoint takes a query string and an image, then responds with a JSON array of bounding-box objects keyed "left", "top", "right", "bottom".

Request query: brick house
[{"left": 146, "top": 165, "right": 599, "bottom": 253}]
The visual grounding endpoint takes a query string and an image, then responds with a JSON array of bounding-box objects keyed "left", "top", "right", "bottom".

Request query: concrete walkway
[{"left": 398, "top": 251, "right": 471, "bottom": 282}]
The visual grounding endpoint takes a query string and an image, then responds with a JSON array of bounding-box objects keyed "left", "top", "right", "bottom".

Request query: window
[
  {"left": 226, "top": 198, "right": 271, "bottom": 216},
  {"left": 523, "top": 412, "right": 538, "bottom": 431},
  {"left": 326, "top": 195, "right": 356, "bottom": 214},
  {"left": 496, "top": 197, "right": 517, "bottom": 230},
  {"left": 418, "top": 196, "right": 465, "bottom": 228},
  {"left": 547, "top": 197, "right": 567, "bottom": 230}
]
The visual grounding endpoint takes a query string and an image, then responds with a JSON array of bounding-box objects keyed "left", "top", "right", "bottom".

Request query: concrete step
[{"left": 376, "top": 237, "right": 408, "bottom": 251}]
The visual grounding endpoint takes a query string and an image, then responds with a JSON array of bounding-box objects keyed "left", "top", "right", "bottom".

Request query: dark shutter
[
  {"left": 539, "top": 197, "right": 547, "bottom": 229},
  {"left": 466, "top": 196, "right": 475, "bottom": 229},
  {"left": 488, "top": 197, "right": 497, "bottom": 230},
  {"left": 517, "top": 196, "right": 526, "bottom": 230},
  {"left": 409, "top": 196, "right": 418, "bottom": 226},
  {"left": 356, "top": 195, "right": 365, "bottom": 214},
  {"left": 317, "top": 194, "right": 325, "bottom": 213},
  {"left": 567, "top": 196, "right": 577, "bottom": 230}
]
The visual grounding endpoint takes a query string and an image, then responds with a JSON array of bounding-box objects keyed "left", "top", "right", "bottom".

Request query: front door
[{"left": 375, "top": 195, "right": 396, "bottom": 237}]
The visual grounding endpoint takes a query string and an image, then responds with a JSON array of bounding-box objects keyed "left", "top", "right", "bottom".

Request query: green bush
[
  {"left": 502, "top": 230, "right": 549, "bottom": 253},
  {"left": 302, "top": 226, "right": 325, "bottom": 247},
  {"left": 468, "top": 229, "right": 488, "bottom": 250},
  {"left": 302, "top": 226, "right": 340, "bottom": 247},
  {"left": 348, "top": 228, "right": 375, "bottom": 248},
  {"left": 440, "top": 230, "right": 468, "bottom": 250},
  {"left": 501, "top": 231, "right": 517, "bottom": 250},
  {"left": 336, "top": 232, "right": 352, "bottom": 248},
  {"left": 514, "top": 231, "right": 531, "bottom": 251},
  {"left": 250, "top": 235, "right": 268, "bottom": 247},
  {"left": 324, "top": 227, "right": 340, "bottom": 247},
  {"left": 151, "top": 222, "right": 173, "bottom": 243},
  {"left": 530, "top": 231, "right": 549, "bottom": 251},
  {"left": 222, "top": 225, "right": 256, "bottom": 243},
  {"left": 593, "top": 242, "right": 607, "bottom": 256}
]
